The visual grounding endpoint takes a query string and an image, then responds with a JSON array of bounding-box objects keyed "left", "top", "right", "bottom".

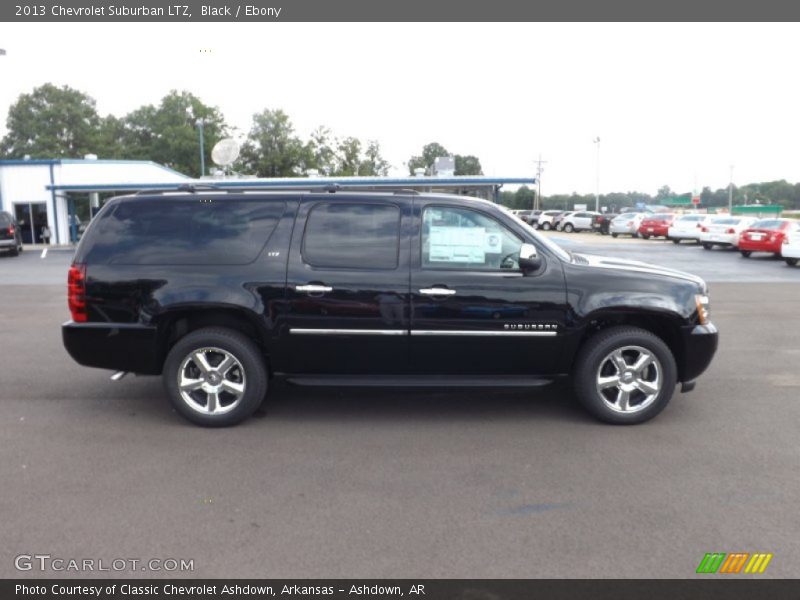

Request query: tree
[
  {"left": 358, "top": 140, "right": 390, "bottom": 176},
  {"left": 303, "top": 126, "right": 337, "bottom": 176},
  {"left": 333, "top": 136, "right": 362, "bottom": 176},
  {"left": 454, "top": 154, "right": 483, "bottom": 176},
  {"left": 118, "top": 91, "right": 228, "bottom": 178},
  {"left": 0, "top": 83, "right": 102, "bottom": 158},
  {"left": 656, "top": 185, "right": 673, "bottom": 201},
  {"left": 240, "top": 109, "right": 305, "bottom": 178},
  {"left": 408, "top": 142, "right": 450, "bottom": 175}
]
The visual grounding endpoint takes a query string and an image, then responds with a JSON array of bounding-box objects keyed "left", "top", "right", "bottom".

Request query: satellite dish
[{"left": 211, "top": 138, "right": 240, "bottom": 167}]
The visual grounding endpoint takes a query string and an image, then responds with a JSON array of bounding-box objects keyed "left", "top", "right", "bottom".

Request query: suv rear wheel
[
  {"left": 573, "top": 326, "right": 677, "bottom": 424},
  {"left": 163, "top": 327, "right": 267, "bottom": 427}
]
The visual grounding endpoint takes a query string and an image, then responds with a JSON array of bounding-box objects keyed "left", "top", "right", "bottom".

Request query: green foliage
[
  {"left": 240, "top": 109, "right": 305, "bottom": 178},
  {"left": 0, "top": 83, "right": 101, "bottom": 158},
  {"left": 408, "top": 142, "right": 450, "bottom": 175},
  {"left": 455, "top": 154, "right": 483, "bottom": 176},
  {"left": 407, "top": 142, "right": 484, "bottom": 176},
  {"left": 118, "top": 90, "right": 228, "bottom": 178}
]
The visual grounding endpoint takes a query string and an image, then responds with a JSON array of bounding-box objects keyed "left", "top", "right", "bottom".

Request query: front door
[
  {"left": 283, "top": 196, "right": 412, "bottom": 374},
  {"left": 410, "top": 202, "right": 567, "bottom": 375},
  {"left": 14, "top": 203, "right": 48, "bottom": 244}
]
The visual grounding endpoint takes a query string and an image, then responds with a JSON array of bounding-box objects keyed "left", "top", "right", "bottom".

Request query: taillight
[
  {"left": 726, "top": 228, "right": 735, "bottom": 234},
  {"left": 7, "top": 226, "right": 13, "bottom": 235},
  {"left": 68, "top": 264, "right": 87, "bottom": 322}
]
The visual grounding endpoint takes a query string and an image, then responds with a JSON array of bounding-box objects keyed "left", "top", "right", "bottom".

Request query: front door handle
[
  {"left": 419, "top": 287, "right": 456, "bottom": 297},
  {"left": 296, "top": 284, "right": 333, "bottom": 294}
]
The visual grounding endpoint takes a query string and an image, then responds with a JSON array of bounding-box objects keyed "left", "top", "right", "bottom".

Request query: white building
[
  {"left": 0, "top": 158, "right": 189, "bottom": 244},
  {"left": 0, "top": 157, "right": 536, "bottom": 245}
]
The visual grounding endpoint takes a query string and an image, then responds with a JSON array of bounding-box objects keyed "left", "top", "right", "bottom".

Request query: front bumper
[
  {"left": 62, "top": 321, "right": 161, "bottom": 375},
  {"left": 678, "top": 322, "right": 719, "bottom": 383}
]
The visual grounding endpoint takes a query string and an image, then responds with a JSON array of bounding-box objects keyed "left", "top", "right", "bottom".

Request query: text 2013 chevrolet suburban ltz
[{"left": 63, "top": 188, "right": 718, "bottom": 427}]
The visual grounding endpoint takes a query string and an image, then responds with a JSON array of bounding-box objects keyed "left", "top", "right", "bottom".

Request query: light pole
[
  {"left": 593, "top": 137, "right": 601, "bottom": 212},
  {"left": 196, "top": 118, "right": 205, "bottom": 178},
  {"left": 727, "top": 165, "right": 734, "bottom": 213}
]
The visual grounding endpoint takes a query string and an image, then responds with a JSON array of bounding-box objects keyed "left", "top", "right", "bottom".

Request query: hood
[{"left": 572, "top": 253, "right": 707, "bottom": 290}]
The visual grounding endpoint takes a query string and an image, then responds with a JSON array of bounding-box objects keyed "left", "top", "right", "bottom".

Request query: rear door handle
[
  {"left": 296, "top": 284, "right": 333, "bottom": 294},
  {"left": 419, "top": 287, "right": 456, "bottom": 297}
]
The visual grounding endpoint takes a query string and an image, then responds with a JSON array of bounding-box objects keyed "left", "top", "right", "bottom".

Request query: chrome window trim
[{"left": 290, "top": 329, "right": 559, "bottom": 337}]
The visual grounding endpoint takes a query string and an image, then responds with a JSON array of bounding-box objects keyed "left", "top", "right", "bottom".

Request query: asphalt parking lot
[{"left": 1, "top": 240, "right": 798, "bottom": 579}]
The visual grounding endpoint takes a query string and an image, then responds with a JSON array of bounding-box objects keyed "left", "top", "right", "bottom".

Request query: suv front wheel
[
  {"left": 163, "top": 327, "right": 267, "bottom": 427},
  {"left": 573, "top": 326, "right": 677, "bottom": 424}
]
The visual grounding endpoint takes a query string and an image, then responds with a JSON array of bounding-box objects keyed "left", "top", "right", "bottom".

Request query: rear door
[
  {"left": 283, "top": 195, "right": 412, "bottom": 374},
  {"left": 409, "top": 200, "right": 567, "bottom": 375}
]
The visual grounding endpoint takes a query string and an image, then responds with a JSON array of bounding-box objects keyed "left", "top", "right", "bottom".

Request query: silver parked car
[{"left": 609, "top": 212, "right": 645, "bottom": 238}]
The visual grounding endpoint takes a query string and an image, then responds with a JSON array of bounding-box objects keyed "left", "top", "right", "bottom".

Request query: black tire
[
  {"left": 671, "top": 238, "right": 680, "bottom": 244},
  {"left": 633, "top": 232, "right": 640, "bottom": 239},
  {"left": 572, "top": 326, "right": 677, "bottom": 425},
  {"left": 786, "top": 258, "right": 799, "bottom": 266},
  {"left": 642, "top": 234, "right": 650, "bottom": 240},
  {"left": 162, "top": 327, "right": 267, "bottom": 427},
  {"left": 611, "top": 233, "right": 618, "bottom": 238},
  {"left": 564, "top": 223, "right": 574, "bottom": 233},
  {"left": 9, "top": 246, "right": 19, "bottom": 257},
  {"left": 702, "top": 243, "right": 713, "bottom": 250},
  {"left": 740, "top": 250, "right": 751, "bottom": 258},
  {"left": 542, "top": 222, "right": 551, "bottom": 231}
]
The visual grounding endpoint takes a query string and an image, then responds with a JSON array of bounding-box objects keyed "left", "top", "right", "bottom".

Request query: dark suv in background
[
  {"left": 63, "top": 187, "right": 718, "bottom": 427},
  {"left": 0, "top": 211, "right": 23, "bottom": 256}
]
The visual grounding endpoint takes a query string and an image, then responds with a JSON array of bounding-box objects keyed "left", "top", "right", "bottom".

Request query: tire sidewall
[
  {"left": 163, "top": 328, "right": 267, "bottom": 427},
  {"left": 573, "top": 327, "right": 677, "bottom": 425}
]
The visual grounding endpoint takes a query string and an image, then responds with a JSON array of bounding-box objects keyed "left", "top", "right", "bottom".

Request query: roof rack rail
[
  {"left": 394, "top": 189, "right": 420, "bottom": 195},
  {"left": 133, "top": 183, "right": 229, "bottom": 195}
]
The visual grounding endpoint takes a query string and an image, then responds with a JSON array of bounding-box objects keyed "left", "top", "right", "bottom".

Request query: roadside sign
[{"left": 692, "top": 196, "right": 701, "bottom": 206}]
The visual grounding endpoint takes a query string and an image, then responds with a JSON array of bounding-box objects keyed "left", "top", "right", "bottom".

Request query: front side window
[
  {"left": 422, "top": 206, "right": 522, "bottom": 270},
  {"left": 303, "top": 202, "right": 401, "bottom": 270}
]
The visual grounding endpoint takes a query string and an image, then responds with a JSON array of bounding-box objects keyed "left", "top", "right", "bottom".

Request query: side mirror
[{"left": 519, "top": 243, "right": 543, "bottom": 273}]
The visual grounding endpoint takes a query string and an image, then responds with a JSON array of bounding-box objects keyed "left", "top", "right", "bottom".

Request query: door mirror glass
[{"left": 519, "top": 243, "right": 542, "bottom": 272}]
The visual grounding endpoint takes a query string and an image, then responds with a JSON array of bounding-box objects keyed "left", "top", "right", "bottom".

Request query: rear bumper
[
  {"left": 678, "top": 322, "right": 719, "bottom": 383},
  {"left": 738, "top": 239, "right": 781, "bottom": 253},
  {"left": 62, "top": 321, "right": 161, "bottom": 375},
  {"left": 0, "top": 238, "right": 16, "bottom": 247}
]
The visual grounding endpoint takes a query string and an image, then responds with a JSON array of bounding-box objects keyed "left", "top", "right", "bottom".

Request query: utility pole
[
  {"left": 727, "top": 165, "right": 734, "bottom": 213},
  {"left": 593, "top": 137, "right": 601, "bottom": 212},
  {"left": 534, "top": 155, "right": 547, "bottom": 211}
]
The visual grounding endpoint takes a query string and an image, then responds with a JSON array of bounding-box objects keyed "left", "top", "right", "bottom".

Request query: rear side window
[
  {"left": 0, "top": 213, "right": 10, "bottom": 227},
  {"left": 303, "top": 202, "right": 401, "bottom": 270},
  {"left": 84, "top": 199, "right": 285, "bottom": 265}
]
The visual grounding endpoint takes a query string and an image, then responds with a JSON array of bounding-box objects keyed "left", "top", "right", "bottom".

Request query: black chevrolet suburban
[{"left": 63, "top": 187, "right": 718, "bottom": 427}]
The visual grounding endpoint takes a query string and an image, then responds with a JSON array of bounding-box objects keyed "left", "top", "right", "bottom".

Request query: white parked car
[
  {"left": 536, "top": 210, "right": 564, "bottom": 230},
  {"left": 699, "top": 217, "right": 757, "bottom": 250},
  {"left": 781, "top": 222, "right": 800, "bottom": 266},
  {"left": 667, "top": 214, "right": 712, "bottom": 244},
  {"left": 609, "top": 212, "right": 645, "bottom": 238},
  {"left": 559, "top": 211, "right": 600, "bottom": 233}
]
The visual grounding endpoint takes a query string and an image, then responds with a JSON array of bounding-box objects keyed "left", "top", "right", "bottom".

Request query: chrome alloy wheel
[
  {"left": 595, "top": 345, "right": 662, "bottom": 414},
  {"left": 177, "top": 347, "right": 246, "bottom": 416}
]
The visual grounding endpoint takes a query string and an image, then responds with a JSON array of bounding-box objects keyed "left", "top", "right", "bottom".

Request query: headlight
[{"left": 695, "top": 294, "right": 710, "bottom": 325}]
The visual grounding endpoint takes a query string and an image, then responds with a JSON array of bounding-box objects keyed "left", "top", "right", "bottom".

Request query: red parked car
[
  {"left": 638, "top": 214, "right": 675, "bottom": 239},
  {"left": 738, "top": 219, "right": 794, "bottom": 257}
]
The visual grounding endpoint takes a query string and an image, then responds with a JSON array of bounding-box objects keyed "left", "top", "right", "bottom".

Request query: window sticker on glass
[{"left": 428, "top": 226, "right": 486, "bottom": 263}]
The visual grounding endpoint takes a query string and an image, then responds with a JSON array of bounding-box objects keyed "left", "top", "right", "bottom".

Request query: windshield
[
  {"left": 616, "top": 213, "right": 638, "bottom": 220},
  {"left": 751, "top": 219, "right": 785, "bottom": 230},
  {"left": 646, "top": 214, "right": 674, "bottom": 221}
]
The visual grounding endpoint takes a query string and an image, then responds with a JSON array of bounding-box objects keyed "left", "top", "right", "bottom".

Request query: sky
[{"left": 1, "top": 22, "right": 800, "bottom": 196}]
